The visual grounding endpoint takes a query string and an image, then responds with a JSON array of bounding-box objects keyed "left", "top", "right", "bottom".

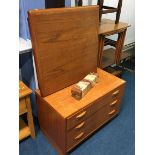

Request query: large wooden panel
[{"left": 28, "top": 6, "right": 99, "bottom": 97}]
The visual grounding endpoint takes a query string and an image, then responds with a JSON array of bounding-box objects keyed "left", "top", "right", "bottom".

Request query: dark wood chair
[
  {"left": 76, "top": 0, "right": 122, "bottom": 24},
  {"left": 97, "top": 0, "right": 123, "bottom": 23},
  {"left": 75, "top": 0, "right": 83, "bottom": 6}
]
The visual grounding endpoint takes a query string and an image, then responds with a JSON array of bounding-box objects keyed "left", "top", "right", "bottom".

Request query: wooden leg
[
  {"left": 78, "top": 0, "right": 83, "bottom": 6},
  {"left": 97, "top": 0, "right": 104, "bottom": 21},
  {"left": 115, "top": 0, "right": 123, "bottom": 24},
  {"left": 26, "top": 97, "right": 36, "bottom": 139},
  {"left": 115, "top": 29, "right": 127, "bottom": 65},
  {"left": 98, "top": 35, "right": 105, "bottom": 68}
]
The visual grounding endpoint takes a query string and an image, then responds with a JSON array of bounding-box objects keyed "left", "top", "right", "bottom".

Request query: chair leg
[
  {"left": 78, "top": 0, "right": 83, "bottom": 6},
  {"left": 26, "top": 97, "right": 36, "bottom": 139},
  {"left": 115, "top": 0, "right": 123, "bottom": 24},
  {"left": 115, "top": 29, "right": 127, "bottom": 65},
  {"left": 98, "top": 35, "right": 105, "bottom": 68},
  {"left": 97, "top": 0, "right": 104, "bottom": 21}
]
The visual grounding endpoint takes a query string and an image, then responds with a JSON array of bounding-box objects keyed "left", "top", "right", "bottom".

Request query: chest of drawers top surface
[{"left": 36, "top": 68, "right": 125, "bottom": 118}]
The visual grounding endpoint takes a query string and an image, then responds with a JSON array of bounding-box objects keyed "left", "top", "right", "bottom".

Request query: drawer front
[
  {"left": 67, "top": 95, "right": 110, "bottom": 130},
  {"left": 67, "top": 104, "right": 108, "bottom": 150},
  {"left": 19, "top": 98, "right": 27, "bottom": 115},
  {"left": 67, "top": 84, "right": 125, "bottom": 130},
  {"left": 110, "top": 85, "right": 125, "bottom": 101},
  {"left": 108, "top": 99, "right": 120, "bottom": 111},
  {"left": 108, "top": 84, "right": 125, "bottom": 118}
]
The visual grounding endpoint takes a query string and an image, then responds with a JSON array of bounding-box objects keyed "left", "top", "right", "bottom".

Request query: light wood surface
[
  {"left": 19, "top": 98, "right": 27, "bottom": 115},
  {"left": 28, "top": 6, "right": 99, "bottom": 97},
  {"left": 19, "top": 81, "right": 32, "bottom": 99},
  {"left": 99, "top": 19, "right": 130, "bottom": 35},
  {"left": 36, "top": 68, "right": 125, "bottom": 119}
]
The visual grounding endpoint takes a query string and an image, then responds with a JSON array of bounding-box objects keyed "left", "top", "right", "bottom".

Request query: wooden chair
[
  {"left": 76, "top": 0, "right": 122, "bottom": 24},
  {"left": 97, "top": 0, "right": 123, "bottom": 23}
]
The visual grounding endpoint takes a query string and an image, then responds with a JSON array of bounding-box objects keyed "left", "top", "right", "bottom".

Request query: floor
[{"left": 19, "top": 68, "right": 135, "bottom": 155}]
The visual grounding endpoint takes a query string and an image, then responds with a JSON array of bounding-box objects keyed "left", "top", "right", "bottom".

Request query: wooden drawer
[
  {"left": 110, "top": 86, "right": 124, "bottom": 101},
  {"left": 19, "top": 98, "right": 27, "bottom": 115},
  {"left": 108, "top": 99, "right": 120, "bottom": 111},
  {"left": 66, "top": 95, "right": 110, "bottom": 130},
  {"left": 108, "top": 98, "right": 123, "bottom": 118},
  {"left": 67, "top": 104, "right": 108, "bottom": 150},
  {"left": 66, "top": 85, "right": 124, "bottom": 130}
]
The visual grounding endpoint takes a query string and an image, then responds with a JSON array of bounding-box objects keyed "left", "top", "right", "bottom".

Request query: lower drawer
[{"left": 67, "top": 103, "right": 119, "bottom": 150}]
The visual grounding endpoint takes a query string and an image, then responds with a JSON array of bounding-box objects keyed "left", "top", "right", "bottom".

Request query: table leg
[
  {"left": 26, "top": 97, "right": 36, "bottom": 139},
  {"left": 98, "top": 35, "right": 105, "bottom": 68},
  {"left": 115, "top": 29, "right": 127, "bottom": 65}
]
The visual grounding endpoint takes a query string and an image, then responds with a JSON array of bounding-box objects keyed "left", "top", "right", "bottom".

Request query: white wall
[{"left": 71, "top": 0, "right": 135, "bottom": 44}]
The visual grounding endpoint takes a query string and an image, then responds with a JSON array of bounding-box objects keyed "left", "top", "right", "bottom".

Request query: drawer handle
[
  {"left": 75, "top": 122, "right": 85, "bottom": 129},
  {"left": 76, "top": 111, "right": 86, "bottom": 119},
  {"left": 109, "top": 109, "right": 116, "bottom": 115},
  {"left": 112, "top": 90, "right": 119, "bottom": 97},
  {"left": 110, "top": 100, "right": 117, "bottom": 106},
  {"left": 74, "top": 132, "right": 84, "bottom": 140}
]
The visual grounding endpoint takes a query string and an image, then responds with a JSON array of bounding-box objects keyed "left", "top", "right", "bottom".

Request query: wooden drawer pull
[
  {"left": 112, "top": 90, "right": 119, "bottom": 97},
  {"left": 74, "top": 132, "right": 84, "bottom": 140},
  {"left": 110, "top": 100, "right": 117, "bottom": 106},
  {"left": 76, "top": 111, "right": 86, "bottom": 119},
  {"left": 75, "top": 122, "right": 85, "bottom": 129},
  {"left": 109, "top": 109, "right": 116, "bottom": 115}
]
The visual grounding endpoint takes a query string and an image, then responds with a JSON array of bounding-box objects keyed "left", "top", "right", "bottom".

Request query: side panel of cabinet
[{"left": 36, "top": 93, "right": 66, "bottom": 155}]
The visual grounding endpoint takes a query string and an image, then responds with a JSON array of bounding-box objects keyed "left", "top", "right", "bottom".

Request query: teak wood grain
[
  {"left": 28, "top": 6, "right": 99, "bottom": 97},
  {"left": 36, "top": 68, "right": 125, "bottom": 155}
]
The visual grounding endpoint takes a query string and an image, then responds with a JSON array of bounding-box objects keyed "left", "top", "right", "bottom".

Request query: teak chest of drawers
[{"left": 36, "top": 68, "right": 126, "bottom": 155}]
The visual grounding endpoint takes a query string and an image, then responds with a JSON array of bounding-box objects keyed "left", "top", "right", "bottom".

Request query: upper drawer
[{"left": 66, "top": 84, "right": 125, "bottom": 130}]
